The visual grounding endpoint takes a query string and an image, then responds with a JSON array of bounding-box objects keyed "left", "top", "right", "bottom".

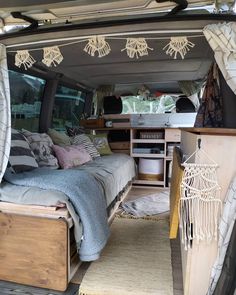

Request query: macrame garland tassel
[
  {"left": 179, "top": 163, "right": 222, "bottom": 250},
  {"left": 42, "top": 46, "right": 63, "bottom": 67},
  {"left": 84, "top": 36, "right": 111, "bottom": 58},
  {"left": 15, "top": 50, "right": 36, "bottom": 70},
  {"left": 163, "top": 37, "right": 195, "bottom": 59},
  {"left": 122, "top": 38, "right": 153, "bottom": 59}
]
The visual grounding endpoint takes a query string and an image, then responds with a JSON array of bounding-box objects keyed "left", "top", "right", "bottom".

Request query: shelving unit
[{"left": 131, "top": 128, "right": 181, "bottom": 187}]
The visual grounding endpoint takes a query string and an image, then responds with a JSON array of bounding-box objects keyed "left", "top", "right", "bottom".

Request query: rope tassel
[
  {"left": 42, "top": 46, "right": 63, "bottom": 67},
  {"left": 122, "top": 38, "right": 153, "bottom": 59},
  {"left": 84, "top": 36, "right": 111, "bottom": 58},
  {"left": 163, "top": 36, "right": 195, "bottom": 59},
  {"left": 15, "top": 50, "right": 36, "bottom": 70}
]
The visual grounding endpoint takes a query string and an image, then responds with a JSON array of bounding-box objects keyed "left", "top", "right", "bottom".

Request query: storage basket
[{"left": 138, "top": 158, "right": 164, "bottom": 181}]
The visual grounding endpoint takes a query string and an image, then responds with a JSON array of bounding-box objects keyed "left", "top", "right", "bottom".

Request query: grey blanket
[{"left": 4, "top": 168, "right": 109, "bottom": 262}]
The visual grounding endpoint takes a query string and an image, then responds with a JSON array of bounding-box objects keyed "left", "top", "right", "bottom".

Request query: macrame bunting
[
  {"left": 163, "top": 36, "right": 195, "bottom": 59},
  {"left": 121, "top": 38, "right": 153, "bottom": 59},
  {"left": 84, "top": 36, "right": 111, "bottom": 57},
  {"left": 15, "top": 50, "right": 36, "bottom": 70},
  {"left": 179, "top": 142, "right": 222, "bottom": 250},
  {"left": 42, "top": 46, "right": 63, "bottom": 67}
]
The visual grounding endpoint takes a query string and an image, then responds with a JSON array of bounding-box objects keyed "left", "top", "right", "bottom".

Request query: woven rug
[
  {"left": 116, "top": 190, "right": 170, "bottom": 221},
  {"left": 79, "top": 218, "right": 173, "bottom": 295}
]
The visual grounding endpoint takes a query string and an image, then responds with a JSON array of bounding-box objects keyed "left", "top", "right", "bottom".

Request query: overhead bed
[{"left": 0, "top": 153, "right": 136, "bottom": 291}]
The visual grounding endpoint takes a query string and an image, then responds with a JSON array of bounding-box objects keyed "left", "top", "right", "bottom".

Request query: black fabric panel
[
  {"left": 213, "top": 220, "right": 236, "bottom": 295},
  {"left": 103, "top": 96, "right": 122, "bottom": 114}
]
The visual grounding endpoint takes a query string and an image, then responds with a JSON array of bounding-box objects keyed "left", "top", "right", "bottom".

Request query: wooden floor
[{"left": 0, "top": 186, "right": 183, "bottom": 295}]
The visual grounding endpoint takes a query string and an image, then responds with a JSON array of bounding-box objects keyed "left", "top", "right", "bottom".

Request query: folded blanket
[{"left": 4, "top": 168, "right": 109, "bottom": 261}]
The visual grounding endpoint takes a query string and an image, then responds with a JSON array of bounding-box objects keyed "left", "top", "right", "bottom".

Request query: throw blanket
[{"left": 4, "top": 168, "right": 110, "bottom": 262}]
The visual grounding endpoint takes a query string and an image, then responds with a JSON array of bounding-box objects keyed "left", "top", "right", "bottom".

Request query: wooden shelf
[
  {"left": 132, "top": 139, "right": 165, "bottom": 143},
  {"left": 132, "top": 179, "right": 165, "bottom": 185},
  {"left": 131, "top": 153, "right": 165, "bottom": 158},
  {"left": 130, "top": 128, "right": 181, "bottom": 188}
]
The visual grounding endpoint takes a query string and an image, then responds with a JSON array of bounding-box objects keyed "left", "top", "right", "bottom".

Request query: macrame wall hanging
[
  {"left": 163, "top": 36, "right": 195, "bottom": 59},
  {"left": 84, "top": 36, "right": 111, "bottom": 58},
  {"left": 121, "top": 38, "right": 153, "bottom": 59},
  {"left": 15, "top": 50, "right": 36, "bottom": 70},
  {"left": 179, "top": 139, "right": 222, "bottom": 250},
  {"left": 42, "top": 46, "right": 63, "bottom": 67}
]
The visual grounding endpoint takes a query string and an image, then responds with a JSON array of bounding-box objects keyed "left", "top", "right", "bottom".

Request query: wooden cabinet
[
  {"left": 0, "top": 206, "right": 80, "bottom": 291},
  {"left": 131, "top": 128, "right": 181, "bottom": 187},
  {"left": 180, "top": 128, "right": 236, "bottom": 295}
]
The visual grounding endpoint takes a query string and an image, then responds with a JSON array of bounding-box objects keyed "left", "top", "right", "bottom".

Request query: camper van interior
[{"left": 0, "top": 1, "right": 236, "bottom": 295}]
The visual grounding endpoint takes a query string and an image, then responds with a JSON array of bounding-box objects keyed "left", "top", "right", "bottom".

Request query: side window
[
  {"left": 9, "top": 70, "right": 45, "bottom": 131},
  {"left": 52, "top": 85, "right": 86, "bottom": 130}
]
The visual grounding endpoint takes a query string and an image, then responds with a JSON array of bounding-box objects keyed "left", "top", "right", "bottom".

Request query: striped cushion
[
  {"left": 9, "top": 129, "right": 38, "bottom": 173},
  {"left": 72, "top": 134, "right": 100, "bottom": 159}
]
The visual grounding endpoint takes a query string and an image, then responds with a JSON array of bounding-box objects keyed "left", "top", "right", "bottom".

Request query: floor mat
[{"left": 79, "top": 217, "right": 173, "bottom": 295}]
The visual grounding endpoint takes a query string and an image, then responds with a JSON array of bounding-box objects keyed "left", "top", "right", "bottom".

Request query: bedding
[
  {"left": 21, "top": 129, "right": 59, "bottom": 169},
  {"left": 72, "top": 134, "right": 100, "bottom": 159},
  {"left": 2, "top": 153, "right": 136, "bottom": 261},
  {"left": 88, "top": 133, "right": 112, "bottom": 155},
  {"left": 52, "top": 144, "right": 92, "bottom": 169},
  {"left": 9, "top": 129, "right": 38, "bottom": 173}
]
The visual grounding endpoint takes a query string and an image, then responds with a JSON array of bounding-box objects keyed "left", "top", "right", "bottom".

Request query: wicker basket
[{"left": 138, "top": 158, "right": 164, "bottom": 181}]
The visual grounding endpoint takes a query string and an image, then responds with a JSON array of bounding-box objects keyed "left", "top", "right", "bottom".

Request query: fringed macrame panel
[
  {"left": 179, "top": 147, "right": 222, "bottom": 250},
  {"left": 15, "top": 50, "right": 36, "bottom": 70},
  {"left": 163, "top": 37, "right": 195, "bottom": 59}
]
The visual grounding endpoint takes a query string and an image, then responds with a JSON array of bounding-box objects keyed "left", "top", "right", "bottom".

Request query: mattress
[{"left": 0, "top": 153, "right": 136, "bottom": 246}]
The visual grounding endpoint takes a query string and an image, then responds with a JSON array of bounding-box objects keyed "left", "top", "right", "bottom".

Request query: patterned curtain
[
  {"left": 203, "top": 22, "right": 236, "bottom": 94},
  {"left": 207, "top": 175, "right": 236, "bottom": 295},
  {"left": 194, "top": 63, "right": 223, "bottom": 127},
  {"left": 0, "top": 44, "right": 11, "bottom": 182}
]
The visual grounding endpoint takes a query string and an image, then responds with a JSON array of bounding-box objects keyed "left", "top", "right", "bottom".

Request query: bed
[{"left": 0, "top": 153, "right": 136, "bottom": 291}]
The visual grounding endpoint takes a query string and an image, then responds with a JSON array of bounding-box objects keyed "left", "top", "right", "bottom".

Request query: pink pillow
[{"left": 52, "top": 144, "right": 92, "bottom": 169}]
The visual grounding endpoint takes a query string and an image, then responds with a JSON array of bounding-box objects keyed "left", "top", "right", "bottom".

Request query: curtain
[
  {"left": 194, "top": 63, "right": 223, "bottom": 127},
  {"left": 203, "top": 22, "right": 236, "bottom": 94},
  {"left": 207, "top": 175, "right": 236, "bottom": 295},
  {"left": 178, "top": 80, "right": 204, "bottom": 110},
  {"left": 213, "top": 219, "right": 236, "bottom": 295},
  {"left": 93, "top": 85, "right": 114, "bottom": 115},
  {"left": 0, "top": 44, "right": 11, "bottom": 183}
]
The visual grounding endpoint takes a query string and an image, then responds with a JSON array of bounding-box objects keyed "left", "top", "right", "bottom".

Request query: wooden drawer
[
  {"left": 109, "top": 141, "right": 130, "bottom": 150},
  {"left": 165, "top": 129, "right": 181, "bottom": 142}
]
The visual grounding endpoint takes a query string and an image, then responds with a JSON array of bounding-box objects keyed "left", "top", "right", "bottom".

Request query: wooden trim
[{"left": 180, "top": 127, "right": 236, "bottom": 136}]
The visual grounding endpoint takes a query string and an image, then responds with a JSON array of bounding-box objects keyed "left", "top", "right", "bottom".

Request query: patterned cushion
[
  {"left": 88, "top": 133, "right": 112, "bottom": 155},
  {"left": 47, "top": 128, "right": 71, "bottom": 146},
  {"left": 21, "top": 129, "right": 59, "bottom": 169},
  {"left": 53, "top": 144, "right": 92, "bottom": 169},
  {"left": 72, "top": 134, "right": 100, "bottom": 159},
  {"left": 8, "top": 129, "right": 38, "bottom": 173}
]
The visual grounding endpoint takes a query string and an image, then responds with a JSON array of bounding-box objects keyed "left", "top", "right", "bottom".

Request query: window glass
[
  {"left": 9, "top": 70, "right": 45, "bottom": 131},
  {"left": 121, "top": 95, "right": 176, "bottom": 114},
  {"left": 52, "top": 85, "right": 86, "bottom": 130}
]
